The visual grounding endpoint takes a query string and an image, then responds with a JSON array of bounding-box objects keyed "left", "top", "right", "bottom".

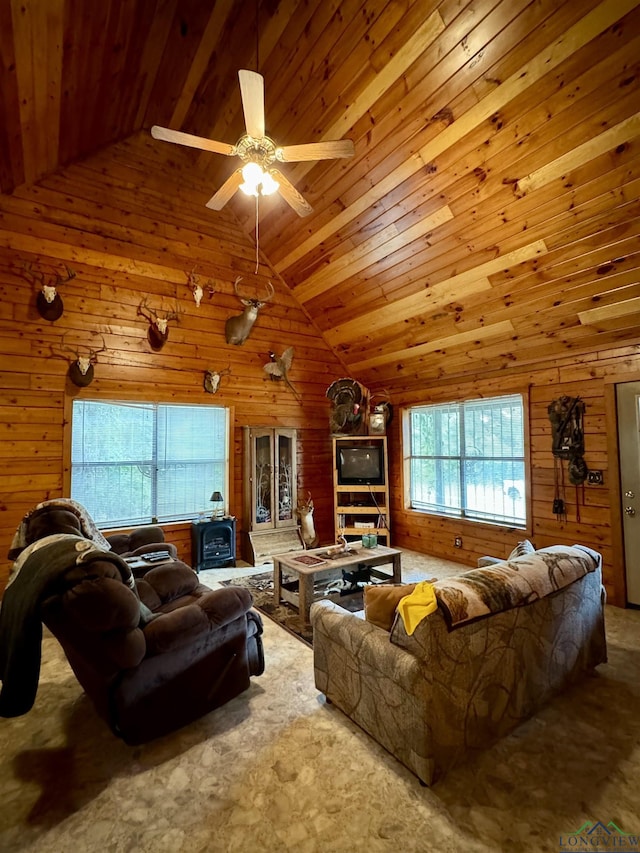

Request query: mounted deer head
[
  {"left": 203, "top": 366, "right": 231, "bottom": 394},
  {"left": 295, "top": 492, "right": 319, "bottom": 549},
  {"left": 225, "top": 277, "right": 274, "bottom": 346},
  {"left": 22, "top": 261, "right": 76, "bottom": 322},
  {"left": 60, "top": 335, "right": 107, "bottom": 387},
  {"left": 137, "top": 298, "right": 180, "bottom": 349}
]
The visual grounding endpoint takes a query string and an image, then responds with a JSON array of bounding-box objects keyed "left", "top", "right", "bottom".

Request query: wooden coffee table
[{"left": 272, "top": 542, "right": 402, "bottom": 623}]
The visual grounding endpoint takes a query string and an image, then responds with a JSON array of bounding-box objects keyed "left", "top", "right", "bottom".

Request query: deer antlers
[
  {"left": 233, "top": 276, "right": 275, "bottom": 305},
  {"left": 57, "top": 334, "right": 107, "bottom": 386},
  {"left": 22, "top": 260, "right": 76, "bottom": 321},
  {"left": 187, "top": 267, "right": 215, "bottom": 307},
  {"left": 137, "top": 297, "right": 180, "bottom": 349},
  {"left": 203, "top": 366, "right": 232, "bottom": 394}
]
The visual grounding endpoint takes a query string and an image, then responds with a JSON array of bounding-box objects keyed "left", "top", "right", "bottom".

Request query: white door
[{"left": 616, "top": 381, "right": 640, "bottom": 605}]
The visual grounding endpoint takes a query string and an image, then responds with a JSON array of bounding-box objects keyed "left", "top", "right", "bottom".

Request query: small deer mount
[
  {"left": 58, "top": 335, "right": 107, "bottom": 387},
  {"left": 225, "top": 277, "right": 274, "bottom": 345},
  {"left": 137, "top": 298, "right": 180, "bottom": 350},
  {"left": 296, "top": 492, "right": 319, "bottom": 549},
  {"left": 187, "top": 267, "right": 215, "bottom": 308},
  {"left": 203, "top": 366, "right": 231, "bottom": 394},
  {"left": 22, "top": 261, "right": 76, "bottom": 322}
]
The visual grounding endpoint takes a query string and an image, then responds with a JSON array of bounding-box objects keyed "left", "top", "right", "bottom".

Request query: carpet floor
[{"left": 1, "top": 548, "right": 639, "bottom": 853}]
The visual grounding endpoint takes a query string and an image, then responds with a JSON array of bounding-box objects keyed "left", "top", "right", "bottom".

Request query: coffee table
[{"left": 272, "top": 541, "right": 402, "bottom": 623}]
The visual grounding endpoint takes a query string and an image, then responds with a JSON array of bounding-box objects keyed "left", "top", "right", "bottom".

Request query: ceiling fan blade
[
  {"left": 238, "top": 69, "right": 265, "bottom": 139},
  {"left": 151, "top": 125, "right": 235, "bottom": 156},
  {"left": 205, "top": 171, "right": 244, "bottom": 210},
  {"left": 277, "top": 139, "right": 355, "bottom": 162},
  {"left": 271, "top": 170, "right": 313, "bottom": 217}
]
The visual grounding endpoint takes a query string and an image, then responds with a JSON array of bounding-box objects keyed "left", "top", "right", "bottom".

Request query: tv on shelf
[{"left": 337, "top": 444, "right": 385, "bottom": 486}]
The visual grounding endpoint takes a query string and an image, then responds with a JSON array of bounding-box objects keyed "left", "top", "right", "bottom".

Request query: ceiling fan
[{"left": 151, "top": 69, "right": 355, "bottom": 218}]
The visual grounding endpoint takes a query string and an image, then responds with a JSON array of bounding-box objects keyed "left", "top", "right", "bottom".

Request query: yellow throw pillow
[{"left": 364, "top": 583, "right": 417, "bottom": 632}]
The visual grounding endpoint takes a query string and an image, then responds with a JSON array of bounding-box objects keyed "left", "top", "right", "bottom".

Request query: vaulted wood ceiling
[{"left": 2, "top": 0, "right": 639, "bottom": 393}]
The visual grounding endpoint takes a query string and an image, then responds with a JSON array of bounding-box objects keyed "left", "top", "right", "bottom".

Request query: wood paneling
[
  {"left": 388, "top": 350, "right": 640, "bottom": 606},
  {"left": 0, "top": 0, "right": 639, "bottom": 600},
  {"left": 0, "top": 138, "right": 344, "bottom": 588}
]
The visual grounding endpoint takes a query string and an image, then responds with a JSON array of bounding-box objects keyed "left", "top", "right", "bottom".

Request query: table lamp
[{"left": 210, "top": 490, "right": 224, "bottom": 519}]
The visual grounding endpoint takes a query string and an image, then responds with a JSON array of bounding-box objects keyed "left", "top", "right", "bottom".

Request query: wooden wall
[
  {"left": 387, "top": 347, "right": 640, "bottom": 607},
  {"left": 1, "top": 131, "right": 637, "bottom": 606},
  {"left": 0, "top": 134, "right": 346, "bottom": 590}
]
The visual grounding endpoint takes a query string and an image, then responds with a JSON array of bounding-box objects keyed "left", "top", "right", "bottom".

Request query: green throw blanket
[{"left": 0, "top": 535, "right": 152, "bottom": 718}]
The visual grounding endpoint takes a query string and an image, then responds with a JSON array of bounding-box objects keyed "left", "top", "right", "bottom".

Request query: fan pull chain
[{"left": 254, "top": 193, "right": 259, "bottom": 275}]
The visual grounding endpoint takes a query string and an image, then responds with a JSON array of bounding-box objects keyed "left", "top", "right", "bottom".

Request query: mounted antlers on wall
[
  {"left": 22, "top": 261, "right": 76, "bottom": 321},
  {"left": 225, "top": 277, "right": 274, "bottom": 346},
  {"left": 137, "top": 298, "right": 180, "bottom": 350},
  {"left": 187, "top": 267, "right": 215, "bottom": 307},
  {"left": 58, "top": 334, "right": 107, "bottom": 386},
  {"left": 203, "top": 366, "right": 231, "bottom": 394}
]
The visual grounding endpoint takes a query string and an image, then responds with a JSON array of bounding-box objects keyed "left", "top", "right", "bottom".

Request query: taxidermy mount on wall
[
  {"left": 58, "top": 334, "right": 107, "bottom": 387},
  {"left": 263, "top": 347, "right": 301, "bottom": 402},
  {"left": 203, "top": 367, "right": 231, "bottom": 394},
  {"left": 137, "top": 298, "right": 180, "bottom": 350},
  {"left": 22, "top": 261, "right": 76, "bottom": 322},
  {"left": 225, "top": 277, "right": 274, "bottom": 345},
  {"left": 187, "top": 267, "right": 215, "bottom": 307}
]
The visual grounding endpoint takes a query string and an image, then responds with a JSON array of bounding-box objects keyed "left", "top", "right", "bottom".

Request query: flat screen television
[{"left": 337, "top": 444, "right": 385, "bottom": 486}]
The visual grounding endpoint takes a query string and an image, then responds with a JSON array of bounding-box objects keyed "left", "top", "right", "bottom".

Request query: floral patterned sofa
[{"left": 310, "top": 545, "right": 607, "bottom": 786}]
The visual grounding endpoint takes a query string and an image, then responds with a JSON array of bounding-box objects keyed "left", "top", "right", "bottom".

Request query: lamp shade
[{"left": 210, "top": 491, "right": 223, "bottom": 503}]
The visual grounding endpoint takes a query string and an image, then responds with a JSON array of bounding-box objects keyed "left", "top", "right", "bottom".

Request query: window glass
[
  {"left": 407, "top": 394, "right": 526, "bottom": 526},
  {"left": 71, "top": 400, "right": 228, "bottom": 526}
]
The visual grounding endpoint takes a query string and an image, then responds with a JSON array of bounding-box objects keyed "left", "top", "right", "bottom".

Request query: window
[
  {"left": 406, "top": 393, "right": 526, "bottom": 527},
  {"left": 71, "top": 400, "right": 229, "bottom": 526}
]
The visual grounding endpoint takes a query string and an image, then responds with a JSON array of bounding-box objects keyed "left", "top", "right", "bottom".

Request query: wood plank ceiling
[{"left": 1, "top": 0, "right": 639, "bottom": 394}]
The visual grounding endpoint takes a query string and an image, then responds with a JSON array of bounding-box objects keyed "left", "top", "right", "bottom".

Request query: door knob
[{"left": 625, "top": 506, "right": 636, "bottom": 517}]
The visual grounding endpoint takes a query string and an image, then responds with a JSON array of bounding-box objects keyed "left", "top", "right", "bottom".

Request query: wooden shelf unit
[{"left": 332, "top": 435, "right": 390, "bottom": 546}]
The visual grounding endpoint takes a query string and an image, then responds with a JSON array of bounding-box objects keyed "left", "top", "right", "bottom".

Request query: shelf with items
[{"left": 332, "top": 436, "right": 390, "bottom": 546}]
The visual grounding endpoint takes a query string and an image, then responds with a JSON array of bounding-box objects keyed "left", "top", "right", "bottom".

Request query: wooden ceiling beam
[
  {"left": 349, "top": 319, "right": 516, "bottom": 372},
  {"left": 325, "top": 238, "right": 547, "bottom": 345}
]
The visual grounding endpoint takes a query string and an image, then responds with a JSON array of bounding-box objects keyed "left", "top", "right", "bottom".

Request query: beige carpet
[{"left": 1, "top": 549, "right": 639, "bottom": 852}]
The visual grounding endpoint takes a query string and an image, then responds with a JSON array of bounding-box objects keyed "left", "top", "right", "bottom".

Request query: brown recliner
[
  {"left": 40, "top": 559, "right": 264, "bottom": 744},
  {"left": 1, "top": 503, "right": 264, "bottom": 743}
]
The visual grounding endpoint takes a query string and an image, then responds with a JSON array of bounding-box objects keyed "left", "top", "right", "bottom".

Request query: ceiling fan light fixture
[
  {"left": 239, "top": 161, "right": 262, "bottom": 195},
  {"left": 261, "top": 170, "right": 279, "bottom": 196},
  {"left": 239, "top": 161, "right": 279, "bottom": 197},
  {"left": 152, "top": 69, "right": 354, "bottom": 217}
]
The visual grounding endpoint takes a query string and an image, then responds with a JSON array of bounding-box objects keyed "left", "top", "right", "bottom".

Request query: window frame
[
  {"left": 402, "top": 390, "right": 531, "bottom": 532},
  {"left": 64, "top": 395, "right": 233, "bottom": 529}
]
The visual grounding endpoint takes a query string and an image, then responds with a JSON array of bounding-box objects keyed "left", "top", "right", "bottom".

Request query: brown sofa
[
  {"left": 311, "top": 545, "right": 607, "bottom": 785},
  {"left": 0, "top": 502, "right": 264, "bottom": 743}
]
